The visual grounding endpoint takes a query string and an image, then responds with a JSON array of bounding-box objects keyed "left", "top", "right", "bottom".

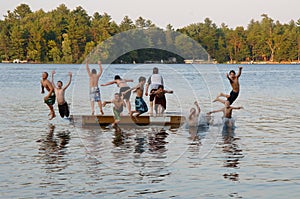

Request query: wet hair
[
  {"left": 43, "top": 72, "right": 48, "bottom": 78},
  {"left": 57, "top": 80, "right": 63, "bottom": 86},
  {"left": 91, "top": 69, "right": 97, "bottom": 74},
  {"left": 114, "top": 75, "right": 121, "bottom": 80},
  {"left": 138, "top": 76, "right": 146, "bottom": 82},
  {"left": 153, "top": 67, "right": 159, "bottom": 74},
  {"left": 157, "top": 85, "right": 164, "bottom": 90},
  {"left": 229, "top": 70, "right": 236, "bottom": 75},
  {"left": 114, "top": 92, "right": 120, "bottom": 97}
]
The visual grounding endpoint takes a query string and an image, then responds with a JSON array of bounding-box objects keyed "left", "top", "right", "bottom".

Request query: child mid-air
[
  {"left": 51, "top": 70, "right": 72, "bottom": 118},
  {"left": 86, "top": 60, "right": 104, "bottom": 115},
  {"left": 213, "top": 66, "right": 243, "bottom": 105}
]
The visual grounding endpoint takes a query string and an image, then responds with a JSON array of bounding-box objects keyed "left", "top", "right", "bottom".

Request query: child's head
[
  {"left": 114, "top": 75, "right": 121, "bottom": 80},
  {"left": 91, "top": 69, "right": 97, "bottom": 74},
  {"left": 114, "top": 92, "right": 120, "bottom": 100},
  {"left": 42, "top": 72, "right": 48, "bottom": 79},
  {"left": 138, "top": 76, "right": 146, "bottom": 84},
  {"left": 153, "top": 67, "right": 159, "bottom": 74},
  {"left": 229, "top": 70, "right": 236, "bottom": 78},
  {"left": 57, "top": 80, "right": 63, "bottom": 88},
  {"left": 157, "top": 85, "right": 164, "bottom": 91}
]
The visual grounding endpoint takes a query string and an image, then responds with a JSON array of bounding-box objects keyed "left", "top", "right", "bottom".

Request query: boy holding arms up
[
  {"left": 214, "top": 66, "right": 243, "bottom": 105},
  {"left": 86, "top": 60, "right": 104, "bottom": 115},
  {"left": 51, "top": 70, "right": 72, "bottom": 118}
]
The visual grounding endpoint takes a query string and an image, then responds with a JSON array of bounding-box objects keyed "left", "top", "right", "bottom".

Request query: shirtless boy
[
  {"left": 151, "top": 85, "right": 173, "bottom": 115},
  {"left": 213, "top": 66, "right": 243, "bottom": 105},
  {"left": 188, "top": 101, "right": 201, "bottom": 127},
  {"left": 123, "top": 76, "right": 148, "bottom": 117},
  {"left": 51, "top": 70, "right": 72, "bottom": 118},
  {"left": 207, "top": 100, "right": 243, "bottom": 127},
  {"left": 41, "top": 72, "right": 56, "bottom": 120},
  {"left": 101, "top": 75, "right": 133, "bottom": 114},
  {"left": 86, "top": 60, "right": 104, "bottom": 115},
  {"left": 102, "top": 93, "right": 125, "bottom": 127}
]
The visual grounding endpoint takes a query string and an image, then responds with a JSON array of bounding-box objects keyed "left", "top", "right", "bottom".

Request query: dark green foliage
[{"left": 0, "top": 4, "right": 299, "bottom": 63}]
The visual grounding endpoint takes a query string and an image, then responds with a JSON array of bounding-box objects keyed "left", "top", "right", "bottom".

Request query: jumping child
[
  {"left": 86, "top": 60, "right": 104, "bottom": 115},
  {"left": 41, "top": 72, "right": 56, "bottom": 120},
  {"left": 102, "top": 93, "right": 125, "bottom": 127},
  {"left": 213, "top": 66, "right": 243, "bottom": 105},
  {"left": 51, "top": 70, "right": 72, "bottom": 118},
  {"left": 151, "top": 85, "right": 173, "bottom": 115}
]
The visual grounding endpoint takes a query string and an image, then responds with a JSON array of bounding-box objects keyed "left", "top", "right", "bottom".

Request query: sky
[{"left": 1, "top": 0, "right": 299, "bottom": 29}]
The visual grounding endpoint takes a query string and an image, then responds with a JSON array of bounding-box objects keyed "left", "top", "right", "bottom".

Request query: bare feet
[
  {"left": 91, "top": 111, "right": 95, "bottom": 115},
  {"left": 49, "top": 113, "right": 56, "bottom": 120},
  {"left": 100, "top": 110, "right": 104, "bottom": 115}
]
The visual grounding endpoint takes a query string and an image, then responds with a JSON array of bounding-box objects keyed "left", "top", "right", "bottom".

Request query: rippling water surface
[{"left": 0, "top": 63, "right": 299, "bottom": 198}]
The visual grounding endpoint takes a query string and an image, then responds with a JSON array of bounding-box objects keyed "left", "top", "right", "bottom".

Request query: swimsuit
[
  {"left": 227, "top": 90, "right": 239, "bottom": 104},
  {"left": 44, "top": 92, "right": 56, "bottom": 105},
  {"left": 154, "top": 93, "right": 166, "bottom": 113},
  {"left": 58, "top": 102, "right": 70, "bottom": 118},
  {"left": 90, "top": 87, "right": 101, "bottom": 102},
  {"left": 113, "top": 106, "right": 123, "bottom": 121},
  {"left": 119, "top": 86, "right": 131, "bottom": 100},
  {"left": 135, "top": 97, "right": 148, "bottom": 114}
]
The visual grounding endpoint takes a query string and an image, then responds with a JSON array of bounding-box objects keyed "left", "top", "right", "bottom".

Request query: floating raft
[{"left": 71, "top": 114, "right": 186, "bottom": 128}]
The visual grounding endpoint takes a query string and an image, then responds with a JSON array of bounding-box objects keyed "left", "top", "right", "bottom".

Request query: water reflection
[
  {"left": 37, "top": 124, "right": 70, "bottom": 171},
  {"left": 221, "top": 121, "right": 244, "bottom": 182}
]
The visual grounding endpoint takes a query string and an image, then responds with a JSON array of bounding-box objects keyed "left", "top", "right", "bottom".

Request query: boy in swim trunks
[
  {"left": 145, "top": 67, "right": 164, "bottom": 114},
  {"left": 41, "top": 72, "right": 56, "bottom": 120},
  {"left": 213, "top": 66, "right": 243, "bottom": 105},
  {"left": 207, "top": 100, "right": 243, "bottom": 127},
  {"left": 123, "top": 76, "right": 148, "bottom": 117},
  {"left": 102, "top": 93, "right": 125, "bottom": 127},
  {"left": 101, "top": 75, "right": 133, "bottom": 114},
  {"left": 86, "top": 60, "right": 104, "bottom": 115},
  {"left": 151, "top": 85, "right": 173, "bottom": 115},
  {"left": 51, "top": 70, "right": 72, "bottom": 118}
]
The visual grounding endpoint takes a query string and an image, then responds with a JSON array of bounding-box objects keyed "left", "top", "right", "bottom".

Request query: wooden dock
[{"left": 71, "top": 114, "right": 186, "bottom": 129}]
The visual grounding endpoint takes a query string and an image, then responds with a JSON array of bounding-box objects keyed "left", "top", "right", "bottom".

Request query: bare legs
[
  {"left": 125, "top": 99, "right": 131, "bottom": 115},
  {"left": 213, "top": 92, "right": 229, "bottom": 104},
  {"left": 90, "top": 101, "right": 104, "bottom": 115},
  {"left": 47, "top": 104, "right": 56, "bottom": 120}
]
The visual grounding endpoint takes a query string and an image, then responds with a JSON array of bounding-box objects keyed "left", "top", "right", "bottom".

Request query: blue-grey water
[{"left": 0, "top": 63, "right": 299, "bottom": 198}]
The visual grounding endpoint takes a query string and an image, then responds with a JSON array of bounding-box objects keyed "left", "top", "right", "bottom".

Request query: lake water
[{"left": 0, "top": 63, "right": 299, "bottom": 198}]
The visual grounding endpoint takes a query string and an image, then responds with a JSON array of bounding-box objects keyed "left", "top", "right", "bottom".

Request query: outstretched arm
[
  {"left": 231, "top": 106, "right": 243, "bottom": 110},
  {"left": 237, "top": 66, "right": 243, "bottom": 78},
  {"left": 101, "top": 80, "right": 116, "bottom": 86},
  {"left": 63, "top": 72, "right": 72, "bottom": 90},
  {"left": 86, "top": 60, "right": 91, "bottom": 77},
  {"left": 97, "top": 60, "right": 103, "bottom": 78},
  {"left": 207, "top": 108, "right": 223, "bottom": 115},
  {"left": 51, "top": 70, "right": 57, "bottom": 88},
  {"left": 164, "top": 90, "right": 173, "bottom": 94},
  {"left": 124, "top": 79, "right": 134, "bottom": 83}
]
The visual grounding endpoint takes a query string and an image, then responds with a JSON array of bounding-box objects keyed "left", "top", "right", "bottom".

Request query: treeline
[{"left": 0, "top": 4, "right": 300, "bottom": 63}]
